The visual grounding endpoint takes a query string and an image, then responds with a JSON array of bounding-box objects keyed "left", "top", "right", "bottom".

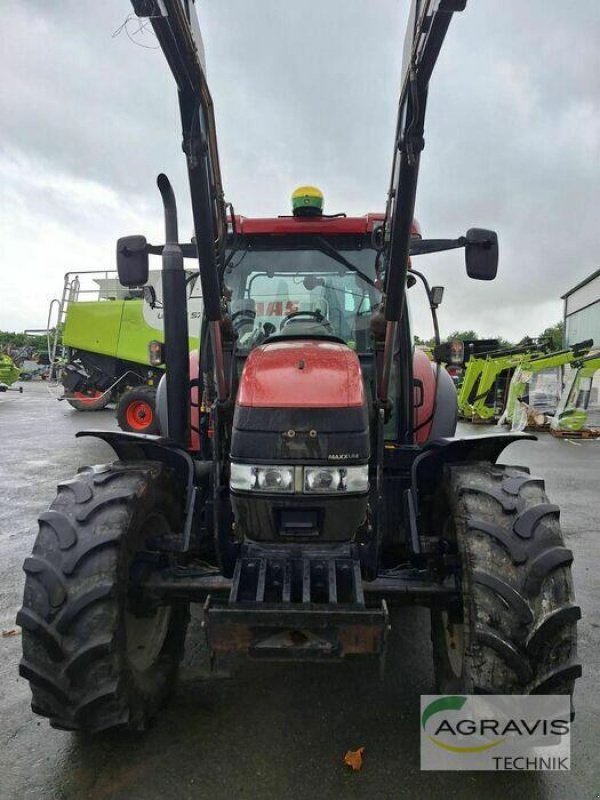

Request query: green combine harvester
[
  {"left": 500, "top": 339, "right": 593, "bottom": 430},
  {"left": 47, "top": 268, "right": 201, "bottom": 431},
  {"left": 457, "top": 339, "right": 548, "bottom": 421},
  {"left": 551, "top": 351, "right": 600, "bottom": 435}
]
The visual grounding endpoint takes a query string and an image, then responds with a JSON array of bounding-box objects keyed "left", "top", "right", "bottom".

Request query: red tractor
[{"left": 19, "top": 0, "right": 580, "bottom": 732}]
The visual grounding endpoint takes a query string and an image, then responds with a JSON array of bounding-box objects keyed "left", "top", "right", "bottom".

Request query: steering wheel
[{"left": 279, "top": 310, "right": 332, "bottom": 331}]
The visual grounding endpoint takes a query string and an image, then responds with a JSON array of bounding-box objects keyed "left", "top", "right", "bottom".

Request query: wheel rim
[
  {"left": 125, "top": 509, "right": 172, "bottom": 673},
  {"left": 126, "top": 400, "right": 154, "bottom": 430},
  {"left": 73, "top": 390, "right": 104, "bottom": 405},
  {"left": 125, "top": 606, "right": 172, "bottom": 672},
  {"left": 442, "top": 610, "right": 465, "bottom": 677}
]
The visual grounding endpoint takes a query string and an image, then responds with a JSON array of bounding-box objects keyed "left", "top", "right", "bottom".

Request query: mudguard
[
  {"left": 413, "top": 432, "right": 536, "bottom": 487},
  {"left": 413, "top": 349, "right": 436, "bottom": 443},
  {"left": 413, "top": 353, "right": 458, "bottom": 444},
  {"left": 407, "top": 432, "right": 536, "bottom": 552},
  {"left": 428, "top": 367, "right": 459, "bottom": 440},
  {"left": 76, "top": 430, "right": 210, "bottom": 550}
]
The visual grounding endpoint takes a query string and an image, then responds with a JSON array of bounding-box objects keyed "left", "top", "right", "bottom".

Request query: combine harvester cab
[
  {"left": 551, "top": 352, "right": 600, "bottom": 437},
  {"left": 47, "top": 268, "right": 201, "bottom": 430}
]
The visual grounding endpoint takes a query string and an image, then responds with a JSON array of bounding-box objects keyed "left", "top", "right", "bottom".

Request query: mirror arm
[
  {"left": 409, "top": 237, "right": 466, "bottom": 256},
  {"left": 146, "top": 243, "right": 199, "bottom": 259}
]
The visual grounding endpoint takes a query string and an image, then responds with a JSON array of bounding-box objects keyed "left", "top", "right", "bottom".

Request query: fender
[
  {"left": 406, "top": 433, "right": 536, "bottom": 553},
  {"left": 76, "top": 430, "right": 211, "bottom": 550}
]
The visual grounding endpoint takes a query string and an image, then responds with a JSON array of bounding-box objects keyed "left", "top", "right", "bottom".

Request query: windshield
[{"left": 224, "top": 234, "right": 381, "bottom": 353}]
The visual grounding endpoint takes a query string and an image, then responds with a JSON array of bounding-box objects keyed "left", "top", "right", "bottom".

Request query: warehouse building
[{"left": 562, "top": 268, "right": 600, "bottom": 347}]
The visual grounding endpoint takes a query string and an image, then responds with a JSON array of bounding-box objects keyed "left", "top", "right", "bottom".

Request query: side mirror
[
  {"left": 116, "top": 235, "right": 149, "bottom": 287},
  {"left": 430, "top": 285, "right": 444, "bottom": 308},
  {"left": 465, "top": 228, "right": 498, "bottom": 281}
]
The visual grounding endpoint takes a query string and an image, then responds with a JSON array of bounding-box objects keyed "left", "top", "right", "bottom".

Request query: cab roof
[
  {"left": 231, "top": 214, "right": 421, "bottom": 238},
  {"left": 148, "top": 214, "right": 422, "bottom": 259}
]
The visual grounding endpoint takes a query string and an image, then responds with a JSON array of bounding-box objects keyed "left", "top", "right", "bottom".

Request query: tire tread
[
  {"left": 434, "top": 461, "right": 581, "bottom": 697},
  {"left": 19, "top": 461, "right": 188, "bottom": 733}
]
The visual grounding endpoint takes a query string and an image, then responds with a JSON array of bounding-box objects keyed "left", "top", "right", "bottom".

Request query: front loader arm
[
  {"left": 470, "top": 353, "right": 528, "bottom": 420},
  {"left": 131, "top": 0, "right": 228, "bottom": 399},
  {"left": 379, "top": 0, "right": 467, "bottom": 434},
  {"left": 457, "top": 358, "right": 485, "bottom": 416}
]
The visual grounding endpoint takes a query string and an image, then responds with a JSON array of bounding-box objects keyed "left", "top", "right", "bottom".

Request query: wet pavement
[{"left": 0, "top": 381, "right": 598, "bottom": 799}]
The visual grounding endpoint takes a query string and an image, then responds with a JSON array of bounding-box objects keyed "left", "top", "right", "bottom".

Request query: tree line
[{"left": 414, "top": 321, "right": 564, "bottom": 351}]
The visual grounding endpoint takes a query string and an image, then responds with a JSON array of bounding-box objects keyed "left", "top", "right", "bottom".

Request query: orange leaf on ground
[{"left": 344, "top": 747, "right": 365, "bottom": 771}]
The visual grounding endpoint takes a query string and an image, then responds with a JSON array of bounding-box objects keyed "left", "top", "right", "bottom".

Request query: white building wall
[
  {"left": 564, "top": 272, "right": 600, "bottom": 348},
  {"left": 565, "top": 273, "right": 600, "bottom": 315}
]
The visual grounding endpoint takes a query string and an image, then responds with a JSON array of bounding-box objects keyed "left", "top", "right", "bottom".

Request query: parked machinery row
[{"left": 443, "top": 337, "right": 598, "bottom": 433}]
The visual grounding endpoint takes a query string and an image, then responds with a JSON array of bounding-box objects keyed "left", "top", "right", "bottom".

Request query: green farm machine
[
  {"left": 457, "top": 339, "right": 550, "bottom": 422},
  {"left": 0, "top": 353, "right": 23, "bottom": 393},
  {"left": 500, "top": 340, "right": 594, "bottom": 430},
  {"left": 551, "top": 352, "right": 600, "bottom": 436},
  {"left": 47, "top": 269, "right": 201, "bottom": 431}
]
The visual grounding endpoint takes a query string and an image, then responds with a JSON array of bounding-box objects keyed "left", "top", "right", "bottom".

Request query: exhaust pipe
[{"left": 157, "top": 173, "right": 190, "bottom": 447}]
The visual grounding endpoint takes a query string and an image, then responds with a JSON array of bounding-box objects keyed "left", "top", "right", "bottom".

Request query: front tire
[
  {"left": 18, "top": 461, "right": 188, "bottom": 733},
  {"left": 431, "top": 462, "right": 581, "bottom": 698}
]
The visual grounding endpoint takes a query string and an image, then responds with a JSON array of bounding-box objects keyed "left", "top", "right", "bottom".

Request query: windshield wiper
[{"left": 313, "top": 236, "right": 377, "bottom": 288}]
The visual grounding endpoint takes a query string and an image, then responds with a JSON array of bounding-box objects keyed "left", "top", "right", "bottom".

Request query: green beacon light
[{"left": 292, "top": 185, "right": 324, "bottom": 217}]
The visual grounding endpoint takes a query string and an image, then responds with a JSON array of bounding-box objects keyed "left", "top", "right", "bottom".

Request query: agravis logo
[
  {"left": 420, "top": 695, "right": 571, "bottom": 771},
  {"left": 422, "top": 696, "right": 505, "bottom": 753}
]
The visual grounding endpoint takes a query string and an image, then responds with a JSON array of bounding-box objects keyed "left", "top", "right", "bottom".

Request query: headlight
[
  {"left": 305, "top": 468, "right": 339, "bottom": 492},
  {"left": 230, "top": 463, "right": 369, "bottom": 494},
  {"left": 342, "top": 465, "right": 370, "bottom": 493},
  {"left": 230, "top": 463, "right": 294, "bottom": 493},
  {"left": 304, "top": 465, "right": 369, "bottom": 494}
]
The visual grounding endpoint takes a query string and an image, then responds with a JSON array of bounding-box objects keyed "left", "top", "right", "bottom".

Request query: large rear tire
[
  {"left": 18, "top": 461, "right": 189, "bottom": 733},
  {"left": 431, "top": 462, "right": 581, "bottom": 698}
]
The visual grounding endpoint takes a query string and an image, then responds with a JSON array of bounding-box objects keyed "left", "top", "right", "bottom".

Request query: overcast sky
[{"left": 1, "top": 0, "right": 599, "bottom": 341}]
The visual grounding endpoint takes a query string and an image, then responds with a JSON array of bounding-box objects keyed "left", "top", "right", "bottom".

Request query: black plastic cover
[{"left": 231, "top": 406, "right": 370, "bottom": 463}]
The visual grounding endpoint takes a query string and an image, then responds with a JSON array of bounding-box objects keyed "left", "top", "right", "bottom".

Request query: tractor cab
[
  {"left": 225, "top": 188, "right": 387, "bottom": 356},
  {"left": 227, "top": 229, "right": 379, "bottom": 353}
]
